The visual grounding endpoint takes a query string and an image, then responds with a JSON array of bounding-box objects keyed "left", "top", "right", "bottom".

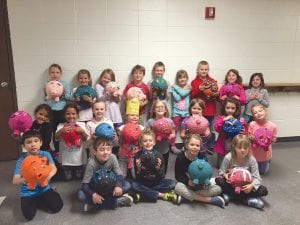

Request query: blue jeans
[
  {"left": 204, "top": 116, "right": 216, "bottom": 149},
  {"left": 258, "top": 161, "right": 270, "bottom": 175},
  {"left": 131, "top": 179, "right": 176, "bottom": 202},
  {"left": 78, "top": 180, "right": 131, "bottom": 209}
]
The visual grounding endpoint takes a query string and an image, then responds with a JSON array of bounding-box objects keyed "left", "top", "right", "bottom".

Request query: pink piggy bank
[
  {"left": 8, "top": 111, "right": 33, "bottom": 138},
  {"left": 228, "top": 167, "right": 252, "bottom": 194},
  {"left": 45, "top": 81, "right": 64, "bottom": 101},
  {"left": 186, "top": 115, "right": 209, "bottom": 136},
  {"left": 153, "top": 118, "right": 173, "bottom": 141}
]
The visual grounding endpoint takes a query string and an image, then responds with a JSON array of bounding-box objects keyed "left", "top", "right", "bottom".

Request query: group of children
[{"left": 13, "top": 61, "right": 277, "bottom": 220}]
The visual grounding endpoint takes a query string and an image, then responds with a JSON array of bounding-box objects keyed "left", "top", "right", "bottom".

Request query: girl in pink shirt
[
  {"left": 214, "top": 98, "right": 247, "bottom": 169},
  {"left": 248, "top": 104, "right": 277, "bottom": 175}
]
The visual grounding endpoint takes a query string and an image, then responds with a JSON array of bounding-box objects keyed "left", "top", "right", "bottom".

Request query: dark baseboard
[{"left": 277, "top": 136, "right": 300, "bottom": 142}]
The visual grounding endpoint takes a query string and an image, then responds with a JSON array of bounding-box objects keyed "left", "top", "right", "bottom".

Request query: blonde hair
[
  {"left": 138, "top": 128, "right": 155, "bottom": 147},
  {"left": 77, "top": 69, "right": 92, "bottom": 86},
  {"left": 197, "top": 60, "right": 209, "bottom": 71},
  {"left": 230, "top": 134, "right": 251, "bottom": 165},
  {"left": 150, "top": 99, "right": 170, "bottom": 118},
  {"left": 184, "top": 134, "right": 202, "bottom": 151}
]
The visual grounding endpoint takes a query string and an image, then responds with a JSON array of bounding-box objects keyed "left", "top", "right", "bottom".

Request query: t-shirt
[{"left": 14, "top": 151, "right": 54, "bottom": 197}]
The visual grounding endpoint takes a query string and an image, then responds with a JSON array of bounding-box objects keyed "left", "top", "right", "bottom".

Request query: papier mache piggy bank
[
  {"left": 122, "top": 123, "right": 142, "bottom": 148},
  {"left": 228, "top": 167, "right": 252, "bottom": 194},
  {"left": 95, "top": 123, "right": 114, "bottom": 140},
  {"left": 8, "top": 111, "right": 32, "bottom": 138},
  {"left": 73, "top": 85, "right": 97, "bottom": 110},
  {"left": 253, "top": 127, "right": 273, "bottom": 151},
  {"left": 151, "top": 77, "right": 168, "bottom": 100},
  {"left": 61, "top": 123, "right": 81, "bottom": 147},
  {"left": 186, "top": 115, "right": 209, "bottom": 135},
  {"left": 223, "top": 118, "right": 243, "bottom": 138},
  {"left": 105, "top": 81, "right": 122, "bottom": 97},
  {"left": 153, "top": 118, "right": 173, "bottom": 141},
  {"left": 21, "top": 155, "right": 51, "bottom": 190},
  {"left": 90, "top": 168, "right": 117, "bottom": 196},
  {"left": 45, "top": 80, "right": 64, "bottom": 101},
  {"left": 202, "top": 80, "right": 218, "bottom": 100},
  {"left": 188, "top": 158, "right": 212, "bottom": 186},
  {"left": 223, "top": 83, "right": 241, "bottom": 97},
  {"left": 126, "top": 87, "right": 146, "bottom": 103}
]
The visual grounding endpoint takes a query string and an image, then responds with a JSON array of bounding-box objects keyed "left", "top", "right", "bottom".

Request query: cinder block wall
[{"left": 7, "top": 0, "right": 300, "bottom": 137}]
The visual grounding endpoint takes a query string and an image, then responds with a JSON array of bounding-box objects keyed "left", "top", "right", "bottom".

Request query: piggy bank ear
[{"left": 193, "top": 179, "right": 200, "bottom": 185}]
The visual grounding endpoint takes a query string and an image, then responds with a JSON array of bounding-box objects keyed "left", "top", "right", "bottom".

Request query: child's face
[
  {"left": 251, "top": 105, "right": 266, "bottom": 121},
  {"left": 154, "top": 102, "right": 166, "bottom": 117},
  {"left": 78, "top": 73, "right": 90, "bottom": 86},
  {"left": 100, "top": 73, "right": 112, "bottom": 86},
  {"left": 191, "top": 103, "right": 203, "bottom": 115},
  {"left": 127, "top": 114, "right": 139, "bottom": 124},
  {"left": 132, "top": 70, "right": 144, "bottom": 83},
  {"left": 93, "top": 143, "right": 112, "bottom": 162},
  {"left": 93, "top": 102, "right": 106, "bottom": 120},
  {"left": 227, "top": 72, "right": 237, "bottom": 83},
  {"left": 186, "top": 137, "right": 201, "bottom": 157},
  {"left": 23, "top": 137, "right": 42, "bottom": 154},
  {"left": 49, "top": 66, "right": 62, "bottom": 81},
  {"left": 235, "top": 146, "right": 250, "bottom": 160},
  {"left": 177, "top": 76, "right": 188, "bottom": 87},
  {"left": 141, "top": 134, "right": 155, "bottom": 151},
  {"left": 153, "top": 66, "right": 165, "bottom": 77},
  {"left": 65, "top": 107, "right": 78, "bottom": 123},
  {"left": 197, "top": 64, "right": 209, "bottom": 78},
  {"left": 35, "top": 108, "right": 49, "bottom": 124},
  {"left": 251, "top": 76, "right": 261, "bottom": 88},
  {"left": 225, "top": 102, "right": 236, "bottom": 116}
]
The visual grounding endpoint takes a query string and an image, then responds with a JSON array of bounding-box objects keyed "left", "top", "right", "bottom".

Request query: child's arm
[
  {"left": 75, "top": 125, "right": 88, "bottom": 141},
  {"left": 237, "top": 87, "right": 246, "bottom": 105},
  {"left": 174, "top": 155, "right": 189, "bottom": 185},
  {"left": 54, "top": 124, "right": 67, "bottom": 140},
  {"left": 259, "top": 89, "right": 270, "bottom": 108},
  {"left": 214, "top": 115, "right": 225, "bottom": 132},
  {"left": 190, "top": 80, "right": 200, "bottom": 99}
]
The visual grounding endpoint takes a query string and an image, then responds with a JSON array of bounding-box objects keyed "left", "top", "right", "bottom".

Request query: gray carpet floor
[{"left": 0, "top": 141, "right": 299, "bottom": 225}]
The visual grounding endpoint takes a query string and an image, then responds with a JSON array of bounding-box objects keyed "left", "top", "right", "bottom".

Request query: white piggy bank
[{"left": 45, "top": 81, "right": 64, "bottom": 101}]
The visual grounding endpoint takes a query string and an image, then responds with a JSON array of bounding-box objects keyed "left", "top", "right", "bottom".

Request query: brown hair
[
  {"left": 34, "top": 104, "right": 53, "bottom": 122},
  {"left": 175, "top": 70, "right": 189, "bottom": 85},
  {"left": 152, "top": 61, "right": 165, "bottom": 76},
  {"left": 224, "top": 69, "right": 242, "bottom": 84},
  {"left": 48, "top": 63, "right": 62, "bottom": 73},
  {"left": 229, "top": 134, "right": 251, "bottom": 166},
  {"left": 99, "top": 68, "right": 116, "bottom": 84},
  {"left": 249, "top": 73, "right": 265, "bottom": 88},
  {"left": 220, "top": 97, "right": 241, "bottom": 119},
  {"left": 131, "top": 64, "right": 145, "bottom": 78},
  {"left": 184, "top": 133, "right": 202, "bottom": 151},
  {"left": 77, "top": 69, "right": 92, "bottom": 86},
  {"left": 150, "top": 99, "right": 170, "bottom": 118},
  {"left": 93, "top": 137, "right": 113, "bottom": 150},
  {"left": 189, "top": 98, "right": 205, "bottom": 115},
  {"left": 138, "top": 128, "right": 156, "bottom": 147}
]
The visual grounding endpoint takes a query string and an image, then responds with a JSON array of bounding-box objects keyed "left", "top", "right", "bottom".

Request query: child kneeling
[
  {"left": 13, "top": 130, "right": 63, "bottom": 220},
  {"left": 78, "top": 137, "right": 132, "bottom": 211},
  {"left": 131, "top": 129, "right": 180, "bottom": 204},
  {"left": 174, "top": 134, "right": 225, "bottom": 208}
]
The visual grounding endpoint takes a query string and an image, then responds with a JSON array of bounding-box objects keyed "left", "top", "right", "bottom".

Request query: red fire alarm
[{"left": 205, "top": 7, "right": 215, "bottom": 19}]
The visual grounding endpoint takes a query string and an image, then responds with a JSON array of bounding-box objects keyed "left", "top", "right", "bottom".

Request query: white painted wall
[{"left": 7, "top": 0, "right": 300, "bottom": 137}]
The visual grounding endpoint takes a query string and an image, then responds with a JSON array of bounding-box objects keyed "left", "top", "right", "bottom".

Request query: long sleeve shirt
[{"left": 244, "top": 88, "right": 269, "bottom": 116}]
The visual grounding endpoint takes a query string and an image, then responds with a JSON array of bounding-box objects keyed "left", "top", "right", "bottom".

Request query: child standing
[
  {"left": 180, "top": 99, "right": 211, "bottom": 159},
  {"left": 55, "top": 102, "right": 88, "bottom": 180},
  {"left": 78, "top": 137, "right": 132, "bottom": 211},
  {"left": 123, "top": 65, "right": 150, "bottom": 125},
  {"left": 215, "top": 134, "right": 268, "bottom": 209},
  {"left": 214, "top": 98, "right": 247, "bottom": 169},
  {"left": 219, "top": 69, "right": 246, "bottom": 106},
  {"left": 44, "top": 64, "right": 71, "bottom": 153},
  {"left": 174, "top": 134, "right": 225, "bottom": 208},
  {"left": 244, "top": 73, "right": 270, "bottom": 123},
  {"left": 146, "top": 100, "right": 176, "bottom": 173},
  {"left": 171, "top": 69, "right": 190, "bottom": 154},
  {"left": 131, "top": 129, "right": 179, "bottom": 204},
  {"left": 190, "top": 61, "right": 218, "bottom": 149},
  {"left": 72, "top": 69, "right": 96, "bottom": 122},
  {"left": 30, "top": 104, "right": 53, "bottom": 151},
  {"left": 95, "top": 69, "right": 123, "bottom": 128},
  {"left": 248, "top": 104, "right": 277, "bottom": 175},
  {"left": 13, "top": 130, "right": 63, "bottom": 220},
  {"left": 117, "top": 98, "right": 144, "bottom": 178},
  {"left": 86, "top": 101, "right": 115, "bottom": 156}
]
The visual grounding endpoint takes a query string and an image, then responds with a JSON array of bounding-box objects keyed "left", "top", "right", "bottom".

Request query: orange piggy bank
[{"left": 21, "top": 155, "right": 51, "bottom": 190}]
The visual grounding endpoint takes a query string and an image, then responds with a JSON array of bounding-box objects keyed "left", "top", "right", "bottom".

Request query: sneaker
[
  {"left": 170, "top": 146, "right": 182, "bottom": 155},
  {"left": 116, "top": 194, "right": 133, "bottom": 207},
  {"left": 131, "top": 193, "right": 141, "bottom": 204},
  {"left": 210, "top": 196, "right": 225, "bottom": 208},
  {"left": 83, "top": 203, "right": 94, "bottom": 212},
  {"left": 162, "top": 191, "right": 178, "bottom": 204},
  {"left": 247, "top": 198, "right": 264, "bottom": 209},
  {"left": 222, "top": 194, "right": 231, "bottom": 205},
  {"left": 177, "top": 195, "right": 182, "bottom": 205}
]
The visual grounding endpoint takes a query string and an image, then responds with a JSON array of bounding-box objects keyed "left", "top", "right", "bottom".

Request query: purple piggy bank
[{"left": 8, "top": 111, "right": 33, "bottom": 137}]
